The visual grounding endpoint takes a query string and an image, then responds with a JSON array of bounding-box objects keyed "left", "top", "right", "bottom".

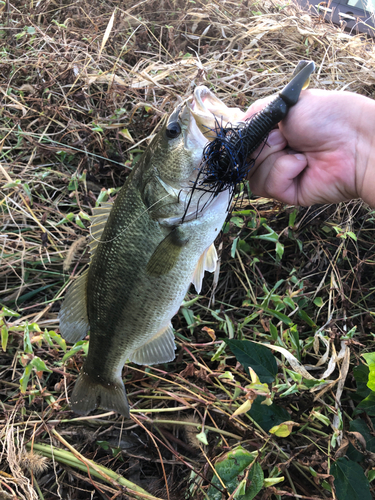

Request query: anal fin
[
  {"left": 129, "top": 324, "right": 176, "bottom": 365},
  {"left": 59, "top": 271, "right": 89, "bottom": 343},
  {"left": 192, "top": 243, "right": 218, "bottom": 293}
]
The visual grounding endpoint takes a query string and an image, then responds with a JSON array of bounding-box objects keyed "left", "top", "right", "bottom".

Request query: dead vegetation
[{"left": 1, "top": 0, "right": 375, "bottom": 499}]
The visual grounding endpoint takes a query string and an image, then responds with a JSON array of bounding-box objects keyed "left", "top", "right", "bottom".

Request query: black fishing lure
[{"left": 192, "top": 60, "right": 315, "bottom": 201}]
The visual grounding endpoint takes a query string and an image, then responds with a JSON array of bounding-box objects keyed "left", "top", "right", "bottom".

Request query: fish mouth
[
  {"left": 173, "top": 87, "right": 246, "bottom": 223},
  {"left": 189, "top": 86, "right": 245, "bottom": 139}
]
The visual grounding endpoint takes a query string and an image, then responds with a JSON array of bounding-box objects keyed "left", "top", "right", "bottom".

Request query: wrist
[{"left": 355, "top": 95, "right": 375, "bottom": 208}]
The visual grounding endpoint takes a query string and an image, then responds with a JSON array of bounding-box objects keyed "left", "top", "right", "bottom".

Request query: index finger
[{"left": 243, "top": 95, "right": 277, "bottom": 121}]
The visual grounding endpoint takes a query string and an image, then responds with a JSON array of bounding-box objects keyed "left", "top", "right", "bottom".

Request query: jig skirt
[{"left": 191, "top": 60, "right": 315, "bottom": 202}]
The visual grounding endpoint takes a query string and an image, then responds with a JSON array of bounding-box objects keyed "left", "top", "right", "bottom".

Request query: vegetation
[{"left": 1, "top": 0, "right": 375, "bottom": 499}]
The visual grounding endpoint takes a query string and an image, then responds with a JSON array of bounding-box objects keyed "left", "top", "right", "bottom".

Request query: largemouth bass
[
  {"left": 59, "top": 61, "right": 314, "bottom": 417},
  {"left": 59, "top": 86, "right": 245, "bottom": 417}
]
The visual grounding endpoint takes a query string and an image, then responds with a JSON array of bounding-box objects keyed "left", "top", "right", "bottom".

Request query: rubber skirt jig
[{"left": 191, "top": 60, "right": 315, "bottom": 202}]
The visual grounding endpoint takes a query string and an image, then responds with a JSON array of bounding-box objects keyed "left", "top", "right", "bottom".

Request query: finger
[
  {"left": 243, "top": 95, "right": 277, "bottom": 121},
  {"left": 252, "top": 129, "right": 287, "bottom": 167},
  {"left": 249, "top": 152, "right": 308, "bottom": 205}
]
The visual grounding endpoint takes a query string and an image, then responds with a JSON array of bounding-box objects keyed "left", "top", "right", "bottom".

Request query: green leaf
[
  {"left": 31, "top": 356, "right": 52, "bottom": 373},
  {"left": 230, "top": 216, "right": 244, "bottom": 228},
  {"left": 1, "top": 325, "right": 8, "bottom": 352},
  {"left": 283, "top": 296, "right": 295, "bottom": 309},
  {"left": 3, "top": 180, "right": 22, "bottom": 188},
  {"left": 297, "top": 309, "right": 316, "bottom": 327},
  {"left": 353, "top": 364, "right": 371, "bottom": 401},
  {"left": 211, "top": 341, "right": 226, "bottom": 362},
  {"left": 288, "top": 209, "right": 298, "bottom": 227},
  {"left": 79, "top": 210, "right": 91, "bottom": 221},
  {"left": 96, "top": 190, "right": 109, "bottom": 205},
  {"left": 61, "top": 340, "right": 88, "bottom": 362},
  {"left": 347, "top": 418, "right": 375, "bottom": 462},
  {"left": 237, "top": 239, "right": 251, "bottom": 253},
  {"left": 248, "top": 397, "right": 290, "bottom": 432},
  {"left": 1, "top": 306, "right": 20, "bottom": 318},
  {"left": 362, "top": 353, "right": 375, "bottom": 391},
  {"left": 232, "top": 209, "right": 254, "bottom": 216},
  {"left": 42, "top": 330, "right": 54, "bottom": 348},
  {"left": 181, "top": 307, "right": 195, "bottom": 334},
  {"left": 347, "top": 231, "right": 357, "bottom": 241},
  {"left": 20, "top": 364, "right": 32, "bottom": 393},
  {"left": 196, "top": 430, "right": 208, "bottom": 445},
  {"left": 269, "top": 322, "right": 278, "bottom": 341},
  {"left": 262, "top": 307, "right": 293, "bottom": 326},
  {"left": 275, "top": 241, "right": 284, "bottom": 259},
  {"left": 97, "top": 440, "right": 110, "bottom": 451},
  {"left": 225, "top": 340, "right": 277, "bottom": 383},
  {"left": 244, "top": 462, "right": 264, "bottom": 499},
  {"left": 330, "top": 458, "right": 371, "bottom": 500},
  {"left": 224, "top": 315, "right": 234, "bottom": 339},
  {"left": 288, "top": 324, "right": 300, "bottom": 360},
  {"left": 313, "top": 297, "right": 323, "bottom": 307},
  {"left": 22, "top": 183, "right": 33, "bottom": 205},
  {"left": 263, "top": 476, "right": 284, "bottom": 487},
  {"left": 356, "top": 392, "right": 375, "bottom": 416},
  {"left": 206, "top": 446, "right": 258, "bottom": 500},
  {"left": 260, "top": 280, "right": 284, "bottom": 308},
  {"left": 251, "top": 224, "right": 278, "bottom": 242},
  {"left": 75, "top": 215, "right": 86, "bottom": 229},
  {"left": 215, "top": 447, "right": 255, "bottom": 481},
  {"left": 23, "top": 323, "right": 33, "bottom": 354},
  {"left": 231, "top": 237, "right": 239, "bottom": 258},
  {"left": 48, "top": 330, "right": 67, "bottom": 352}
]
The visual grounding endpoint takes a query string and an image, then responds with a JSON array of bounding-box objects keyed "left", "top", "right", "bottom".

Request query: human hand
[{"left": 244, "top": 89, "right": 375, "bottom": 207}]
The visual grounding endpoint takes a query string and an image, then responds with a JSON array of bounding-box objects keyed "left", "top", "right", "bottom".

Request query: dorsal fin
[
  {"left": 59, "top": 270, "right": 90, "bottom": 343},
  {"left": 88, "top": 201, "right": 113, "bottom": 257}
]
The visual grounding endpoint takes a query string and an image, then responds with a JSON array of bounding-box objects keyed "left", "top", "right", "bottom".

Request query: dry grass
[{"left": 1, "top": 0, "right": 375, "bottom": 499}]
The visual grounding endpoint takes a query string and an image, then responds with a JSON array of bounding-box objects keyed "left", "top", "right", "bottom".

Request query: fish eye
[{"left": 165, "top": 121, "right": 181, "bottom": 139}]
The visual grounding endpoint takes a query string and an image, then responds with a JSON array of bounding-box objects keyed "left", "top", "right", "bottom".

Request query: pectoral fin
[
  {"left": 146, "top": 228, "right": 189, "bottom": 277},
  {"left": 59, "top": 270, "right": 90, "bottom": 343},
  {"left": 129, "top": 324, "right": 176, "bottom": 365},
  {"left": 192, "top": 243, "right": 218, "bottom": 293}
]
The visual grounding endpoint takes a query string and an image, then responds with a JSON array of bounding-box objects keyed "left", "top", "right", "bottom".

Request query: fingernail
[
  {"left": 294, "top": 154, "right": 305, "bottom": 161},
  {"left": 268, "top": 130, "right": 285, "bottom": 146}
]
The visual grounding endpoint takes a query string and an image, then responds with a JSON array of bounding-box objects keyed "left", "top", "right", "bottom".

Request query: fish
[
  {"left": 58, "top": 86, "right": 246, "bottom": 418},
  {"left": 59, "top": 60, "right": 315, "bottom": 418}
]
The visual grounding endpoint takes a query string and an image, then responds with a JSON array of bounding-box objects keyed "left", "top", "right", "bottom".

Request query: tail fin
[{"left": 70, "top": 369, "right": 129, "bottom": 418}]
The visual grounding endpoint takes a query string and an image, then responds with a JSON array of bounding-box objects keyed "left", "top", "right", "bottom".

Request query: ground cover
[{"left": 1, "top": 1, "right": 375, "bottom": 498}]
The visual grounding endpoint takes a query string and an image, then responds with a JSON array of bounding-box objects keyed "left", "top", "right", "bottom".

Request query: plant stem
[{"left": 26, "top": 442, "right": 163, "bottom": 500}]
